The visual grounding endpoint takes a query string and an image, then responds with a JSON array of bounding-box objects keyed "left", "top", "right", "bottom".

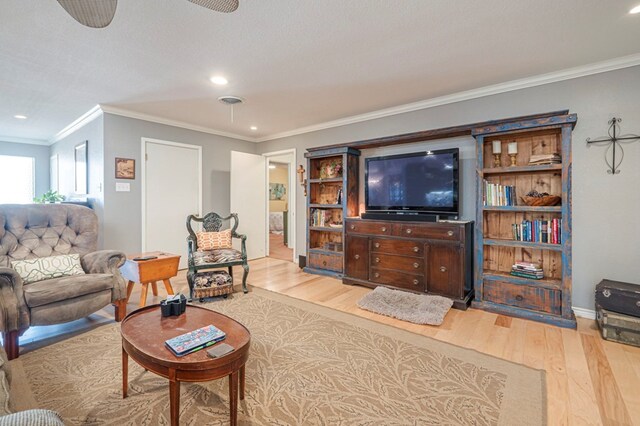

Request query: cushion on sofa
[
  {"left": 11, "top": 254, "right": 84, "bottom": 284},
  {"left": 23, "top": 274, "right": 114, "bottom": 308},
  {"left": 0, "top": 409, "right": 64, "bottom": 425},
  {"left": 196, "top": 229, "right": 232, "bottom": 250}
]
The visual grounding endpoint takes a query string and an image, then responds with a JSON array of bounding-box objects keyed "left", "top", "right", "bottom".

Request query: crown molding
[
  {"left": 256, "top": 53, "right": 640, "bottom": 142},
  {"left": 572, "top": 307, "right": 596, "bottom": 320},
  {"left": 49, "top": 105, "right": 103, "bottom": 145},
  {"left": 0, "top": 135, "right": 50, "bottom": 146},
  {"left": 99, "top": 105, "right": 258, "bottom": 143}
]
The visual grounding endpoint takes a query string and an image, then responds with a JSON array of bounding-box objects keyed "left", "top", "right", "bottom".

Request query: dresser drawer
[
  {"left": 346, "top": 220, "right": 392, "bottom": 236},
  {"left": 400, "top": 224, "right": 459, "bottom": 240},
  {"left": 371, "top": 254, "right": 423, "bottom": 273},
  {"left": 483, "top": 280, "right": 561, "bottom": 315},
  {"left": 371, "top": 238, "right": 423, "bottom": 256},
  {"left": 370, "top": 268, "right": 424, "bottom": 292},
  {"left": 308, "top": 253, "right": 343, "bottom": 273}
]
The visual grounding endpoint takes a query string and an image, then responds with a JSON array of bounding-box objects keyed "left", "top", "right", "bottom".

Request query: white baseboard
[{"left": 572, "top": 307, "right": 596, "bottom": 320}]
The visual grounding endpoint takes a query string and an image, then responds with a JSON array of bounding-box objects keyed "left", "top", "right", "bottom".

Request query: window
[{"left": 0, "top": 155, "right": 35, "bottom": 204}]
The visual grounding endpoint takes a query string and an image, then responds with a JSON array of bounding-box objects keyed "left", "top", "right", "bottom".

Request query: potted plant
[{"left": 33, "top": 190, "right": 65, "bottom": 204}]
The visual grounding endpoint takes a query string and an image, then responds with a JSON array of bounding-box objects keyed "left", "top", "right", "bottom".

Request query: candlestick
[
  {"left": 492, "top": 140, "right": 502, "bottom": 154},
  {"left": 508, "top": 142, "right": 518, "bottom": 154},
  {"left": 493, "top": 154, "right": 501, "bottom": 168}
]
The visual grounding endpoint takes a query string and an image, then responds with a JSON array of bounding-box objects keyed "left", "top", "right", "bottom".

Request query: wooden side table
[{"left": 120, "top": 252, "right": 180, "bottom": 307}]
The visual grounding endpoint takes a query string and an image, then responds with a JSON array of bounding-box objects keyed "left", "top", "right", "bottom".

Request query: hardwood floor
[
  {"left": 268, "top": 232, "right": 293, "bottom": 262},
  {"left": 19, "top": 257, "right": 640, "bottom": 425}
]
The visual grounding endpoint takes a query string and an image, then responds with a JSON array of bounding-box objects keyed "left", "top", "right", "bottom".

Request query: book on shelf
[
  {"left": 165, "top": 324, "right": 226, "bottom": 357},
  {"left": 512, "top": 218, "right": 561, "bottom": 244},
  {"left": 528, "top": 153, "right": 561, "bottom": 165},
  {"left": 483, "top": 180, "right": 516, "bottom": 206},
  {"left": 511, "top": 261, "right": 544, "bottom": 280},
  {"left": 310, "top": 208, "right": 336, "bottom": 227}
]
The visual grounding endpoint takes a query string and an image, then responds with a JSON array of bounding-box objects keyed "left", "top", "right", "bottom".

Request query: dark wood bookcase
[
  {"left": 472, "top": 112, "right": 577, "bottom": 328},
  {"left": 303, "top": 147, "right": 360, "bottom": 277}
]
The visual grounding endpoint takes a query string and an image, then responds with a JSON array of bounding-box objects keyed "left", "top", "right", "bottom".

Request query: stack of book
[
  {"left": 483, "top": 180, "right": 516, "bottom": 206},
  {"left": 512, "top": 219, "right": 562, "bottom": 244},
  {"left": 529, "top": 153, "right": 561, "bottom": 165},
  {"left": 310, "top": 209, "right": 332, "bottom": 227},
  {"left": 510, "top": 262, "right": 544, "bottom": 280}
]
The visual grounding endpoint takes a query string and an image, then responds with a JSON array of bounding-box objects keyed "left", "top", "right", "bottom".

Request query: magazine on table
[{"left": 165, "top": 324, "right": 226, "bottom": 357}]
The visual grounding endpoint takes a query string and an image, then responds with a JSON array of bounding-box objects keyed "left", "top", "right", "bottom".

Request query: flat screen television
[{"left": 365, "top": 148, "right": 459, "bottom": 216}]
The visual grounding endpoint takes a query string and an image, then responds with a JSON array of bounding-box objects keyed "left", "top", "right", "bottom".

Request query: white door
[
  {"left": 230, "top": 151, "right": 266, "bottom": 260},
  {"left": 143, "top": 139, "right": 201, "bottom": 269}
]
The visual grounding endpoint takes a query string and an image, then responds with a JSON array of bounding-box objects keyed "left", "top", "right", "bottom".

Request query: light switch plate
[{"left": 115, "top": 182, "right": 130, "bottom": 192}]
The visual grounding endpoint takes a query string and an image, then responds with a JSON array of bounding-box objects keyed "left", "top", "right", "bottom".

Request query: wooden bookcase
[
  {"left": 472, "top": 113, "right": 577, "bottom": 328},
  {"left": 303, "top": 147, "right": 360, "bottom": 277}
]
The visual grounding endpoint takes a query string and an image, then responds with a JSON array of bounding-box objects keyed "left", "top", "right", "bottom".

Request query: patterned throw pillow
[
  {"left": 11, "top": 254, "right": 85, "bottom": 284},
  {"left": 196, "top": 229, "right": 232, "bottom": 250}
]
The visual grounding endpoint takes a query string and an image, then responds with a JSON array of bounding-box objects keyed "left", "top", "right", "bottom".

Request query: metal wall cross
[{"left": 586, "top": 117, "right": 640, "bottom": 175}]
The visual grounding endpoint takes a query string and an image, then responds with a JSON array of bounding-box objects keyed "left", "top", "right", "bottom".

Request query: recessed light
[
  {"left": 250, "top": 126, "right": 257, "bottom": 131},
  {"left": 14, "top": 115, "right": 27, "bottom": 119},
  {"left": 210, "top": 76, "right": 228, "bottom": 85},
  {"left": 268, "top": 165, "right": 276, "bottom": 169},
  {"left": 630, "top": 4, "right": 640, "bottom": 14}
]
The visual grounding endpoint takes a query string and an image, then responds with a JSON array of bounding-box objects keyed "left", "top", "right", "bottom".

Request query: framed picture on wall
[
  {"left": 74, "top": 141, "right": 88, "bottom": 194},
  {"left": 115, "top": 157, "right": 135, "bottom": 179},
  {"left": 269, "top": 183, "right": 286, "bottom": 200}
]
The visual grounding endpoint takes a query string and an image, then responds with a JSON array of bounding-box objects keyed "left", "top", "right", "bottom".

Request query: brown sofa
[{"left": 0, "top": 204, "right": 127, "bottom": 360}]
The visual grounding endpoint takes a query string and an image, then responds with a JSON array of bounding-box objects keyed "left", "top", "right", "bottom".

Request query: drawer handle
[
  {"left": 322, "top": 261, "right": 327, "bottom": 266},
  {"left": 440, "top": 266, "right": 447, "bottom": 272},
  {"left": 413, "top": 262, "right": 419, "bottom": 269},
  {"left": 374, "top": 242, "right": 380, "bottom": 248},
  {"left": 447, "top": 230, "right": 454, "bottom": 236},
  {"left": 636, "top": 301, "right": 640, "bottom": 308},
  {"left": 381, "top": 227, "right": 387, "bottom": 232},
  {"left": 413, "top": 279, "right": 419, "bottom": 286},
  {"left": 413, "top": 246, "right": 419, "bottom": 252},
  {"left": 350, "top": 225, "right": 355, "bottom": 230},
  {"left": 374, "top": 272, "right": 380, "bottom": 278},
  {"left": 515, "top": 295, "right": 524, "bottom": 301},
  {"left": 354, "top": 254, "right": 360, "bottom": 260},
  {"left": 406, "top": 228, "right": 412, "bottom": 234},
  {"left": 375, "top": 257, "right": 380, "bottom": 263}
]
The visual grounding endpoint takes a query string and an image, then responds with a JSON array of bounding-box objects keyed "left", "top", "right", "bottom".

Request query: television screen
[{"left": 365, "top": 148, "right": 459, "bottom": 214}]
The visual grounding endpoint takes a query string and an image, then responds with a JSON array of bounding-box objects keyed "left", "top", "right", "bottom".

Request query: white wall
[{"left": 256, "top": 65, "right": 640, "bottom": 310}]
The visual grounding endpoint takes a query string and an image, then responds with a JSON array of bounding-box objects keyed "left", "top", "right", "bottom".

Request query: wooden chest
[
  {"left": 595, "top": 279, "right": 640, "bottom": 317},
  {"left": 596, "top": 304, "right": 640, "bottom": 347}
]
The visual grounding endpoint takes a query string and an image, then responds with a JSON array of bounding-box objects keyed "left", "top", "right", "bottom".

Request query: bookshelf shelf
[
  {"left": 483, "top": 238, "right": 563, "bottom": 251},
  {"left": 309, "top": 178, "right": 343, "bottom": 183},
  {"left": 482, "top": 164, "right": 562, "bottom": 175},
  {"left": 309, "top": 226, "right": 343, "bottom": 232},
  {"left": 309, "top": 204, "right": 342, "bottom": 208},
  {"left": 473, "top": 112, "right": 577, "bottom": 328},
  {"left": 482, "top": 205, "right": 562, "bottom": 212},
  {"left": 309, "top": 248, "right": 344, "bottom": 256}
]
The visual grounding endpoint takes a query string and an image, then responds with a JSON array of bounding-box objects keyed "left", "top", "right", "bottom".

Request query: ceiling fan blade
[
  {"left": 187, "top": 0, "right": 239, "bottom": 13},
  {"left": 57, "top": 0, "right": 118, "bottom": 28}
]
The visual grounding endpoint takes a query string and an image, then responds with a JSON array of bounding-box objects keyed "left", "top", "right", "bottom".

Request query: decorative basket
[
  {"left": 190, "top": 270, "right": 234, "bottom": 299},
  {"left": 521, "top": 195, "right": 561, "bottom": 206}
]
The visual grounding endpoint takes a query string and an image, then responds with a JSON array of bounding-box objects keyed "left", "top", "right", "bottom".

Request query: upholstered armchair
[
  {"left": 186, "top": 212, "right": 249, "bottom": 294},
  {"left": 0, "top": 204, "right": 127, "bottom": 359}
]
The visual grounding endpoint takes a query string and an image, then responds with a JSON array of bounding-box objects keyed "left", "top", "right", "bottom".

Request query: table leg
[
  {"left": 239, "top": 364, "right": 245, "bottom": 400},
  {"left": 139, "top": 283, "right": 149, "bottom": 308},
  {"left": 126, "top": 281, "right": 135, "bottom": 301},
  {"left": 151, "top": 282, "right": 158, "bottom": 296},
  {"left": 169, "top": 372, "right": 180, "bottom": 426},
  {"left": 122, "top": 347, "right": 128, "bottom": 399},
  {"left": 163, "top": 279, "right": 175, "bottom": 296},
  {"left": 229, "top": 370, "right": 239, "bottom": 426}
]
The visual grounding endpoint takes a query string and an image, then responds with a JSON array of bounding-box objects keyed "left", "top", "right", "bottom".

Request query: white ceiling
[{"left": 1, "top": 0, "right": 640, "bottom": 143}]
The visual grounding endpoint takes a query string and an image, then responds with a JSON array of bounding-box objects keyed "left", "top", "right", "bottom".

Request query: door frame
[
  {"left": 140, "top": 137, "right": 203, "bottom": 253},
  {"left": 262, "top": 148, "right": 297, "bottom": 262}
]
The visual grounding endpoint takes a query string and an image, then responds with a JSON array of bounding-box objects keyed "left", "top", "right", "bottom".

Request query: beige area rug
[
  {"left": 357, "top": 286, "right": 454, "bottom": 325},
  {"left": 18, "top": 288, "right": 545, "bottom": 425}
]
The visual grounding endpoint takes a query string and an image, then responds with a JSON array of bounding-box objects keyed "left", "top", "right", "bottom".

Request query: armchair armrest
[
  {"left": 81, "top": 250, "right": 127, "bottom": 301},
  {"left": 0, "top": 267, "right": 30, "bottom": 334},
  {"left": 232, "top": 232, "right": 248, "bottom": 260}
]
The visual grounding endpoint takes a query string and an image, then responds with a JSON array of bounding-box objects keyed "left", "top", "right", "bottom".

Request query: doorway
[
  {"left": 263, "top": 149, "right": 296, "bottom": 262},
  {"left": 141, "top": 138, "right": 202, "bottom": 269}
]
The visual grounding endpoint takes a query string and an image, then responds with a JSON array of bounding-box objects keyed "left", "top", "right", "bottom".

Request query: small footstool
[{"left": 188, "top": 270, "right": 234, "bottom": 301}]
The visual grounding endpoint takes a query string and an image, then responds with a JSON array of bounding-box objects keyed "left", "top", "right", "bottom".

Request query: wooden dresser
[{"left": 343, "top": 218, "right": 474, "bottom": 309}]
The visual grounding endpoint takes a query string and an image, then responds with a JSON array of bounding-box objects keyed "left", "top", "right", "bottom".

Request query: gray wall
[
  {"left": 0, "top": 140, "right": 50, "bottom": 198},
  {"left": 256, "top": 65, "right": 640, "bottom": 311},
  {"left": 102, "top": 113, "right": 257, "bottom": 253},
  {"left": 49, "top": 115, "right": 105, "bottom": 247}
]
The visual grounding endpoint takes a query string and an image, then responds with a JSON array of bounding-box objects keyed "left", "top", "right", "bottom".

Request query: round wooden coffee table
[{"left": 121, "top": 304, "right": 250, "bottom": 426}]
